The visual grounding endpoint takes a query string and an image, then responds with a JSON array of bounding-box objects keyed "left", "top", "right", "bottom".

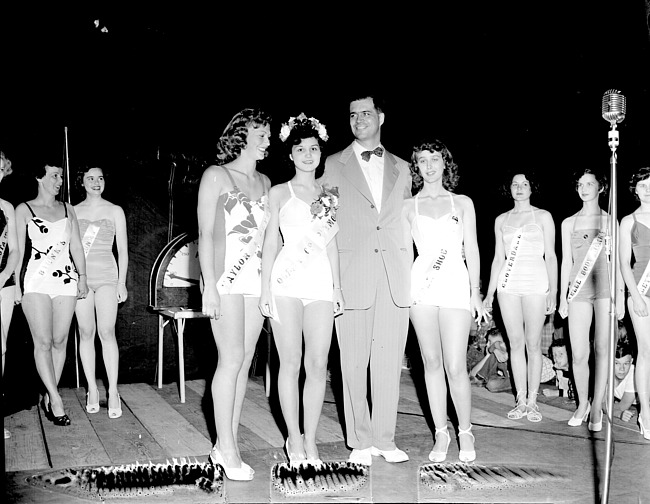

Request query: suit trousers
[{"left": 335, "top": 272, "right": 409, "bottom": 451}]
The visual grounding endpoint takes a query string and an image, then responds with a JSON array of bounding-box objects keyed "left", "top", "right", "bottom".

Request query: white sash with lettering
[
  {"left": 217, "top": 209, "right": 270, "bottom": 294},
  {"left": 413, "top": 247, "right": 450, "bottom": 305},
  {"left": 567, "top": 230, "right": 606, "bottom": 302},
  {"left": 637, "top": 260, "right": 650, "bottom": 296},
  {"left": 271, "top": 214, "right": 339, "bottom": 289},
  {"left": 498, "top": 229, "right": 524, "bottom": 291},
  {"left": 0, "top": 224, "right": 8, "bottom": 265},
  {"left": 25, "top": 239, "right": 68, "bottom": 291},
  {"left": 81, "top": 222, "right": 101, "bottom": 258}
]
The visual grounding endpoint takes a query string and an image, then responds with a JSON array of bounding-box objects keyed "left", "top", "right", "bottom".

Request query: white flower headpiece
[{"left": 279, "top": 113, "right": 329, "bottom": 142}]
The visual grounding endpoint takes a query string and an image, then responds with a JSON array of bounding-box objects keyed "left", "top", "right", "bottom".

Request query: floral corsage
[{"left": 310, "top": 185, "right": 339, "bottom": 221}]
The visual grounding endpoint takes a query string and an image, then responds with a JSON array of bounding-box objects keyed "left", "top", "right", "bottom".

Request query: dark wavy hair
[
  {"left": 629, "top": 166, "right": 650, "bottom": 200},
  {"left": 0, "top": 150, "right": 13, "bottom": 176},
  {"left": 573, "top": 168, "right": 609, "bottom": 194},
  {"left": 500, "top": 170, "right": 540, "bottom": 198},
  {"left": 409, "top": 140, "right": 459, "bottom": 193},
  {"left": 216, "top": 108, "right": 272, "bottom": 164},
  {"left": 281, "top": 117, "right": 327, "bottom": 175},
  {"left": 75, "top": 165, "right": 106, "bottom": 192}
]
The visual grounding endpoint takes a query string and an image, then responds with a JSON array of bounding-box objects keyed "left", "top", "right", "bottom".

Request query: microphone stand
[{"left": 601, "top": 121, "right": 619, "bottom": 504}]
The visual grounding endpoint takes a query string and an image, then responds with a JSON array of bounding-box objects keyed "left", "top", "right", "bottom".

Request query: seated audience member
[
  {"left": 543, "top": 338, "right": 575, "bottom": 399},
  {"left": 610, "top": 333, "right": 637, "bottom": 422},
  {"left": 470, "top": 328, "right": 511, "bottom": 392}
]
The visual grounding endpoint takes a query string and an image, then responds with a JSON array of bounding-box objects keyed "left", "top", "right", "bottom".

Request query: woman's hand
[
  {"left": 558, "top": 298, "right": 568, "bottom": 319},
  {"left": 473, "top": 291, "right": 491, "bottom": 325},
  {"left": 202, "top": 284, "right": 221, "bottom": 319},
  {"left": 631, "top": 295, "right": 649, "bottom": 318},
  {"left": 258, "top": 290, "right": 274, "bottom": 319},
  {"left": 13, "top": 284, "right": 22, "bottom": 305},
  {"left": 77, "top": 276, "right": 89, "bottom": 299},
  {"left": 545, "top": 292, "right": 557, "bottom": 315},
  {"left": 333, "top": 288, "right": 345, "bottom": 316},
  {"left": 117, "top": 283, "right": 128, "bottom": 303}
]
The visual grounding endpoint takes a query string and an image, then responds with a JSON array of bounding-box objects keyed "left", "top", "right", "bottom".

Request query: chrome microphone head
[{"left": 602, "top": 90, "right": 626, "bottom": 124}]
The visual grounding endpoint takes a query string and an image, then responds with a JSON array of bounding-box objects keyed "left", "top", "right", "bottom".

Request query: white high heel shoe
[
  {"left": 568, "top": 403, "right": 590, "bottom": 427},
  {"left": 429, "top": 426, "right": 451, "bottom": 462},
  {"left": 209, "top": 446, "right": 254, "bottom": 481},
  {"left": 458, "top": 424, "right": 476, "bottom": 463}
]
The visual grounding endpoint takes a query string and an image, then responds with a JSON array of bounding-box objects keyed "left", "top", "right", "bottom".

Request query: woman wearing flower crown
[
  {"left": 260, "top": 113, "right": 344, "bottom": 465},
  {"left": 401, "top": 140, "right": 487, "bottom": 463},
  {"left": 197, "top": 108, "right": 272, "bottom": 481}
]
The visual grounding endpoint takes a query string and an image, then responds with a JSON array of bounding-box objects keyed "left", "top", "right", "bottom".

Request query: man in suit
[{"left": 320, "top": 92, "right": 412, "bottom": 465}]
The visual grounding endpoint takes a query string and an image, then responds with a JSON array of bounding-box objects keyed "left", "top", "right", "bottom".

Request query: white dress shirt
[{"left": 353, "top": 141, "right": 384, "bottom": 213}]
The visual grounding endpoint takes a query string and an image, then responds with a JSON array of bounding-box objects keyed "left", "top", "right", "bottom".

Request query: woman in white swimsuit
[
  {"left": 198, "top": 109, "right": 272, "bottom": 481},
  {"left": 484, "top": 172, "right": 557, "bottom": 423},
  {"left": 402, "top": 140, "right": 486, "bottom": 463},
  {"left": 15, "top": 161, "right": 88, "bottom": 426},
  {"left": 260, "top": 113, "right": 344, "bottom": 465}
]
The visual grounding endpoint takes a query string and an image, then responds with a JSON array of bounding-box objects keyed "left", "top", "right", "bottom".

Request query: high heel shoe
[
  {"left": 568, "top": 403, "right": 591, "bottom": 427},
  {"left": 41, "top": 395, "right": 71, "bottom": 426},
  {"left": 86, "top": 389, "right": 100, "bottom": 414},
  {"left": 588, "top": 406, "right": 603, "bottom": 432},
  {"left": 639, "top": 415, "right": 650, "bottom": 440},
  {"left": 284, "top": 436, "right": 307, "bottom": 467},
  {"left": 458, "top": 424, "right": 476, "bottom": 463},
  {"left": 209, "top": 446, "right": 254, "bottom": 481},
  {"left": 507, "top": 392, "right": 527, "bottom": 420},
  {"left": 108, "top": 393, "right": 122, "bottom": 419},
  {"left": 428, "top": 426, "right": 451, "bottom": 462}
]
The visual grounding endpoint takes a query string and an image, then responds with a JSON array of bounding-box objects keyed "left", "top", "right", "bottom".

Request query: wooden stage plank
[
  {"left": 72, "top": 387, "right": 167, "bottom": 465},
  {"left": 4, "top": 406, "right": 50, "bottom": 472},
  {"left": 118, "top": 383, "right": 212, "bottom": 458},
  {"left": 40, "top": 388, "right": 112, "bottom": 469},
  {"left": 472, "top": 386, "right": 574, "bottom": 422}
]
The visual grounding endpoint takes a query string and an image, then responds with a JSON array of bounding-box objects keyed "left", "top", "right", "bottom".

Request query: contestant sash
[
  {"left": 25, "top": 238, "right": 68, "bottom": 291},
  {"left": 271, "top": 214, "right": 338, "bottom": 288},
  {"left": 637, "top": 259, "right": 650, "bottom": 296},
  {"left": 498, "top": 229, "right": 524, "bottom": 291},
  {"left": 567, "top": 230, "right": 605, "bottom": 303},
  {"left": 217, "top": 209, "right": 270, "bottom": 294},
  {"left": 0, "top": 224, "right": 8, "bottom": 265},
  {"left": 414, "top": 247, "right": 450, "bottom": 304},
  {"left": 81, "top": 222, "right": 101, "bottom": 258}
]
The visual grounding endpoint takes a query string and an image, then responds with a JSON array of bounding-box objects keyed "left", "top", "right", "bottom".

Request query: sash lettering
[
  {"left": 272, "top": 215, "right": 339, "bottom": 288},
  {"left": 217, "top": 208, "right": 270, "bottom": 294},
  {"left": 498, "top": 229, "right": 524, "bottom": 291},
  {"left": 24, "top": 239, "right": 68, "bottom": 291},
  {"left": 567, "top": 231, "right": 605, "bottom": 302},
  {"left": 81, "top": 222, "right": 101, "bottom": 258},
  {"left": 0, "top": 224, "right": 8, "bottom": 265},
  {"left": 637, "top": 260, "right": 650, "bottom": 296}
]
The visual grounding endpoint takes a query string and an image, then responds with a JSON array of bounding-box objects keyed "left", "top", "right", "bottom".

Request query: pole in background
[
  {"left": 600, "top": 89, "right": 626, "bottom": 504},
  {"left": 62, "top": 127, "right": 81, "bottom": 389}
]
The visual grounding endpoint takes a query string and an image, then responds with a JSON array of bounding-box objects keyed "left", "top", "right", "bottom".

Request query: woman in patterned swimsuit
[
  {"left": 620, "top": 166, "right": 650, "bottom": 440},
  {"left": 259, "top": 114, "right": 344, "bottom": 466},
  {"left": 0, "top": 151, "right": 19, "bottom": 440},
  {"left": 402, "top": 140, "right": 486, "bottom": 463},
  {"left": 484, "top": 171, "right": 557, "bottom": 423},
  {"left": 197, "top": 109, "right": 272, "bottom": 481},
  {"left": 558, "top": 169, "right": 624, "bottom": 430},
  {"left": 15, "top": 162, "right": 88, "bottom": 426},
  {"left": 74, "top": 165, "right": 129, "bottom": 419}
]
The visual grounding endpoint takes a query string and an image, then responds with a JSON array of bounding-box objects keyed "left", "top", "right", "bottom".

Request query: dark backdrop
[{"left": 1, "top": 3, "right": 649, "bottom": 394}]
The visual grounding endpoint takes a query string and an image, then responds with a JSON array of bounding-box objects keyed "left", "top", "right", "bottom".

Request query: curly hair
[
  {"left": 573, "top": 168, "right": 609, "bottom": 194},
  {"left": 75, "top": 165, "right": 106, "bottom": 192},
  {"left": 409, "top": 140, "right": 459, "bottom": 193},
  {"left": 281, "top": 118, "right": 327, "bottom": 174},
  {"left": 629, "top": 166, "right": 650, "bottom": 200},
  {"left": 216, "top": 108, "right": 272, "bottom": 163},
  {"left": 500, "top": 170, "right": 540, "bottom": 198}
]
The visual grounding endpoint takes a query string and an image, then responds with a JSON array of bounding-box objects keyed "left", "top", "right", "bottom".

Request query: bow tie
[{"left": 360, "top": 147, "right": 384, "bottom": 162}]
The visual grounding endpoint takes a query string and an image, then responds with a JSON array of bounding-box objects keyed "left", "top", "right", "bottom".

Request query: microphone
[{"left": 602, "top": 89, "right": 626, "bottom": 125}]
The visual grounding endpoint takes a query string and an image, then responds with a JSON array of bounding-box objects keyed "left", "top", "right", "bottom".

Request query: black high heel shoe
[{"left": 41, "top": 396, "right": 71, "bottom": 426}]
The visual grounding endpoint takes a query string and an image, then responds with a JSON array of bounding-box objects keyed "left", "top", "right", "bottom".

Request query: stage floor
[{"left": 4, "top": 370, "right": 650, "bottom": 503}]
